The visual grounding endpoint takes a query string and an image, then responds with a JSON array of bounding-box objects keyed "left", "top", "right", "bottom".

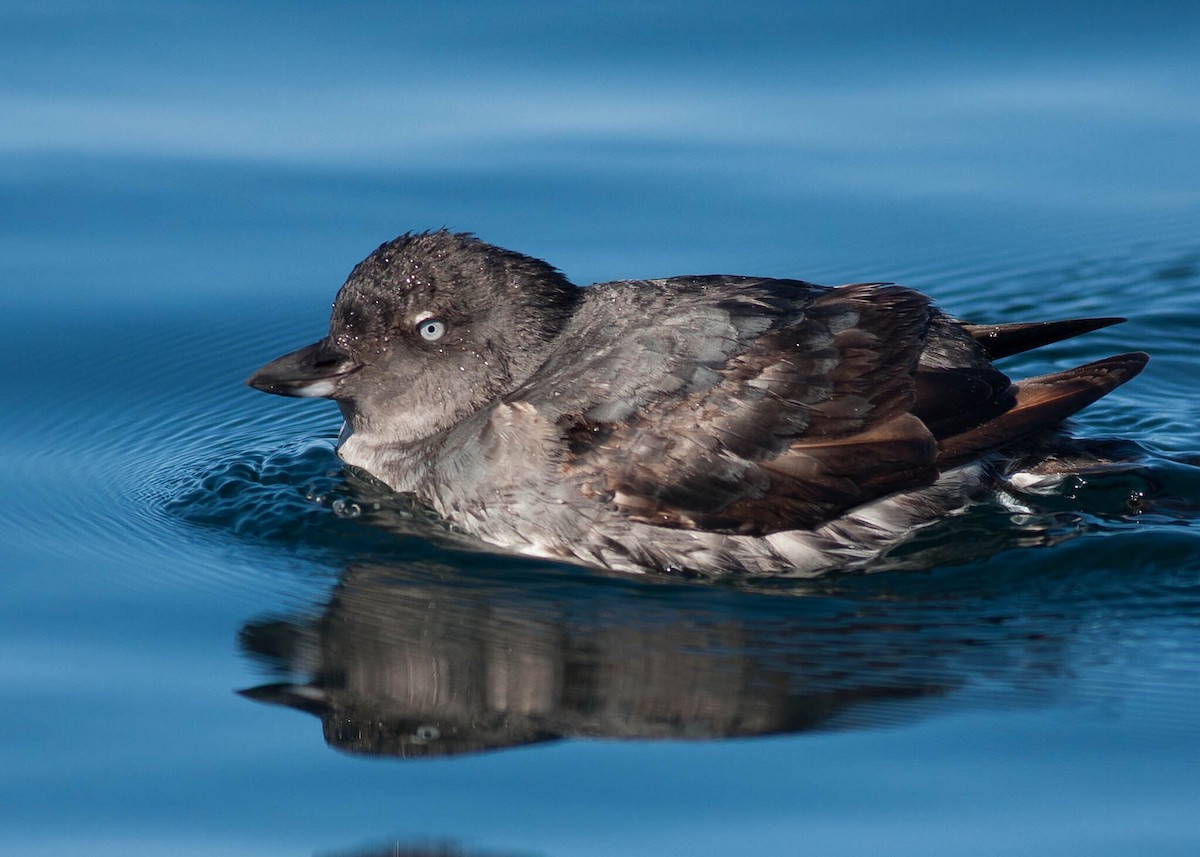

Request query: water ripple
[{"left": 7, "top": 230, "right": 1198, "bottom": 610}]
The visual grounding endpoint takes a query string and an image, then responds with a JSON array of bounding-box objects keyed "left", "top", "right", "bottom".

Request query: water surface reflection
[{"left": 238, "top": 558, "right": 1077, "bottom": 760}]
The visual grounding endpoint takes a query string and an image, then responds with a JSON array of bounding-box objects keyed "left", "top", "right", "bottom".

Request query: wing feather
[
  {"left": 514, "top": 277, "right": 1144, "bottom": 538},
  {"left": 555, "top": 283, "right": 950, "bottom": 534}
]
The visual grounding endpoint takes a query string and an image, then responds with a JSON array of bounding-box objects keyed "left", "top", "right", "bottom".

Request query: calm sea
[{"left": 3, "top": 3, "right": 1199, "bottom": 855}]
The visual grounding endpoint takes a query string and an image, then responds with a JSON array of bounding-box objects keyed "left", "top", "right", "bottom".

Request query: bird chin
[{"left": 289, "top": 379, "right": 338, "bottom": 398}]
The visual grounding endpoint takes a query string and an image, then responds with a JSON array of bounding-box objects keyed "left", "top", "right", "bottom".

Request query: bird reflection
[{"left": 238, "top": 559, "right": 1072, "bottom": 760}]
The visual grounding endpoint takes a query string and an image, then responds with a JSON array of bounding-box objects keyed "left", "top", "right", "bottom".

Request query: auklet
[{"left": 248, "top": 230, "right": 1147, "bottom": 576}]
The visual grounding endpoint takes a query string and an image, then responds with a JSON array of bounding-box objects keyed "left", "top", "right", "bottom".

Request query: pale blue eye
[{"left": 417, "top": 319, "right": 446, "bottom": 341}]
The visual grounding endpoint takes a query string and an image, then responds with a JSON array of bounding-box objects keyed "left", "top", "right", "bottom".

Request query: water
[{"left": 3, "top": 3, "right": 1200, "bottom": 855}]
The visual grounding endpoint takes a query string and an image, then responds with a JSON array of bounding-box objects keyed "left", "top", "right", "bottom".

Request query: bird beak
[{"left": 246, "top": 337, "right": 362, "bottom": 398}]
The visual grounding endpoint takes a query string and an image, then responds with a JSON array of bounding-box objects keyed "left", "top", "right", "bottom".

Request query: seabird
[{"left": 248, "top": 230, "right": 1147, "bottom": 576}]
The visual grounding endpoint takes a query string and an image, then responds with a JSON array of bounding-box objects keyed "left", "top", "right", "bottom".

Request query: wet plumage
[{"left": 248, "top": 231, "right": 1147, "bottom": 576}]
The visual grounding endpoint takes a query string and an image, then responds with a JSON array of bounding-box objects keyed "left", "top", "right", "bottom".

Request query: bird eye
[{"left": 416, "top": 318, "right": 446, "bottom": 341}]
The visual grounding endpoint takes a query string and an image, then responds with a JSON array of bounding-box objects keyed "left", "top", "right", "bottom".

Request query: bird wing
[
  {"left": 521, "top": 280, "right": 976, "bottom": 534},
  {"left": 508, "top": 279, "right": 1145, "bottom": 537}
]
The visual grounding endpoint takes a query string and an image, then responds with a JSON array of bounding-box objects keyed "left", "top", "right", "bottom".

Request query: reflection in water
[{"left": 238, "top": 560, "right": 1075, "bottom": 760}]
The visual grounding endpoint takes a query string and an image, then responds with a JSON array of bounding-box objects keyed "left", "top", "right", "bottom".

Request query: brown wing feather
[
  {"left": 911, "top": 367, "right": 1016, "bottom": 438},
  {"left": 561, "top": 284, "right": 950, "bottom": 534},
  {"left": 555, "top": 276, "right": 1144, "bottom": 537},
  {"left": 937, "top": 352, "right": 1148, "bottom": 466}
]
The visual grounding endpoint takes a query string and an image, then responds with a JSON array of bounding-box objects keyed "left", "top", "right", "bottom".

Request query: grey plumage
[{"left": 248, "top": 230, "right": 1147, "bottom": 576}]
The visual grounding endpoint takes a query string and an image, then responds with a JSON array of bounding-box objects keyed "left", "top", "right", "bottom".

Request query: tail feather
[
  {"left": 937, "top": 352, "right": 1148, "bottom": 466},
  {"left": 965, "top": 317, "right": 1126, "bottom": 360}
]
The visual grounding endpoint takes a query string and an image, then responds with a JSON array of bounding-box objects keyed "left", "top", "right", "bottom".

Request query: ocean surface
[{"left": 2, "top": 3, "right": 1199, "bottom": 855}]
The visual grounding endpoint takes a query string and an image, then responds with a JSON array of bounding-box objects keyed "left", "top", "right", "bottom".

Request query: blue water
[{"left": 3, "top": 3, "right": 1200, "bottom": 855}]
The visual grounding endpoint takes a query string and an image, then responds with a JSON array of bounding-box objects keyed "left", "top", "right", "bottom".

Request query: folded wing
[{"left": 527, "top": 280, "right": 1145, "bottom": 535}]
